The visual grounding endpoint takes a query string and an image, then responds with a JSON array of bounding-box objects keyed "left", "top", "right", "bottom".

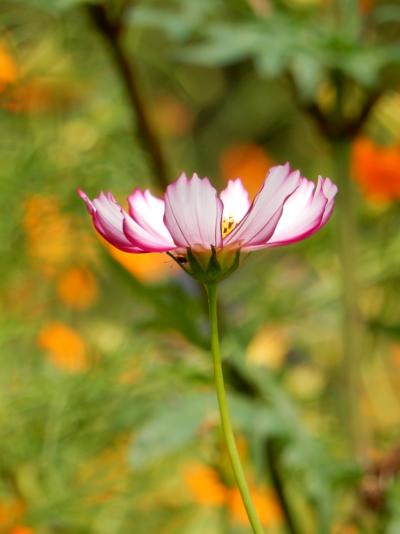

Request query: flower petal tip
[{"left": 77, "top": 188, "right": 95, "bottom": 214}]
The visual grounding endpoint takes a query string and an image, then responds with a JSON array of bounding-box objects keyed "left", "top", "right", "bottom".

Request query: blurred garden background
[{"left": 1, "top": 0, "right": 400, "bottom": 532}]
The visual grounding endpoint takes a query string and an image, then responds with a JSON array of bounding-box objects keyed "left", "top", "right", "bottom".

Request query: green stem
[
  {"left": 332, "top": 139, "right": 366, "bottom": 457},
  {"left": 206, "top": 283, "right": 264, "bottom": 534}
]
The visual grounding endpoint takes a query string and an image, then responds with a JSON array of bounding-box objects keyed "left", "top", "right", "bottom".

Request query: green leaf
[
  {"left": 131, "top": 6, "right": 196, "bottom": 40},
  {"left": 290, "top": 53, "right": 326, "bottom": 100},
  {"left": 129, "top": 392, "right": 214, "bottom": 469},
  {"left": 129, "top": 390, "right": 285, "bottom": 469},
  {"left": 179, "top": 29, "right": 258, "bottom": 66},
  {"left": 373, "top": 5, "right": 400, "bottom": 24}
]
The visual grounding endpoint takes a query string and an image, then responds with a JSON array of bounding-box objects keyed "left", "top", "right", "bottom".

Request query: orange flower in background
[
  {"left": 219, "top": 143, "right": 274, "bottom": 199},
  {"left": 23, "top": 195, "right": 73, "bottom": 276},
  {"left": 183, "top": 464, "right": 227, "bottom": 506},
  {"left": 37, "top": 322, "right": 88, "bottom": 373},
  {"left": 352, "top": 138, "right": 400, "bottom": 202},
  {"left": 0, "top": 42, "right": 18, "bottom": 91},
  {"left": 5, "top": 78, "right": 82, "bottom": 114},
  {"left": 391, "top": 344, "right": 400, "bottom": 368},
  {"left": 358, "top": 0, "right": 375, "bottom": 14},
  {"left": 105, "top": 241, "right": 178, "bottom": 283},
  {"left": 0, "top": 41, "right": 81, "bottom": 114},
  {"left": 57, "top": 266, "right": 99, "bottom": 310},
  {"left": 183, "top": 463, "right": 282, "bottom": 528},
  {"left": 0, "top": 499, "right": 24, "bottom": 531},
  {"left": 10, "top": 527, "right": 36, "bottom": 534},
  {"left": 228, "top": 485, "right": 282, "bottom": 528},
  {"left": 151, "top": 95, "right": 193, "bottom": 138}
]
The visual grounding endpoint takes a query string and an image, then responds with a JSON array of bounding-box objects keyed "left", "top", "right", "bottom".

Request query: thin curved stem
[{"left": 206, "top": 283, "right": 264, "bottom": 534}]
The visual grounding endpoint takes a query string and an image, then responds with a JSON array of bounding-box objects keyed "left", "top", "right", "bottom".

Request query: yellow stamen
[{"left": 222, "top": 216, "right": 236, "bottom": 237}]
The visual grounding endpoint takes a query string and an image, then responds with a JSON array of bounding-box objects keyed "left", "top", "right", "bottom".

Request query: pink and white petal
[
  {"left": 220, "top": 179, "right": 250, "bottom": 224},
  {"left": 122, "top": 212, "right": 177, "bottom": 252},
  {"left": 164, "top": 173, "right": 223, "bottom": 249},
  {"left": 78, "top": 190, "right": 143, "bottom": 252},
  {"left": 224, "top": 163, "right": 301, "bottom": 248},
  {"left": 262, "top": 176, "right": 338, "bottom": 248},
  {"left": 78, "top": 188, "right": 95, "bottom": 214},
  {"left": 320, "top": 178, "right": 338, "bottom": 225},
  {"left": 128, "top": 188, "right": 175, "bottom": 245}
]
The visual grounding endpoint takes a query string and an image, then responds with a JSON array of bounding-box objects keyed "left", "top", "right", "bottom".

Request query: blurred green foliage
[{"left": 1, "top": 0, "right": 400, "bottom": 533}]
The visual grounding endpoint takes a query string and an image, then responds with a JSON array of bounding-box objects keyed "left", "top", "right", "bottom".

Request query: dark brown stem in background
[
  {"left": 360, "top": 445, "right": 400, "bottom": 512},
  {"left": 304, "top": 90, "right": 381, "bottom": 140},
  {"left": 87, "top": 3, "right": 170, "bottom": 189},
  {"left": 287, "top": 67, "right": 381, "bottom": 458},
  {"left": 265, "top": 440, "right": 300, "bottom": 534},
  {"left": 1, "top": 468, "right": 26, "bottom": 507},
  {"left": 285, "top": 72, "right": 381, "bottom": 141},
  {"left": 344, "top": 443, "right": 400, "bottom": 528}
]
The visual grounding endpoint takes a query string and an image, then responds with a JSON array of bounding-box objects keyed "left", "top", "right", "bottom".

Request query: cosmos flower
[{"left": 79, "top": 163, "right": 337, "bottom": 282}]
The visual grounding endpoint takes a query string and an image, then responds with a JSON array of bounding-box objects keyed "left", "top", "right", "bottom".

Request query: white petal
[
  {"left": 220, "top": 178, "right": 250, "bottom": 224},
  {"left": 224, "top": 163, "right": 301, "bottom": 248},
  {"left": 164, "top": 173, "right": 223, "bottom": 249},
  {"left": 128, "top": 188, "right": 175, "bottom": 245},
  {"left": 122, "top": 211, "right": 176, "bottom": 252},
  {"left": 254, "top": 176, "right": 338, "bottom": 248}
]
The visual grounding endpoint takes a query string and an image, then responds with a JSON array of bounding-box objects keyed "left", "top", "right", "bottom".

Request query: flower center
[{"left": 222, "top": 215, "right": 236, "bottom": 237}]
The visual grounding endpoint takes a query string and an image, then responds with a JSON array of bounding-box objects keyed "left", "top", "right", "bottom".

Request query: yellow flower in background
[
  {"left": 284, "top": 364, "right": 325, "bottom": 400},
  {"left": 219, "top": 142, "right": 275, "bottom": 199},
  {"left": 37, "top": 322, "right": 88, "bottom": 373},
  {"left": 182, "top": 463, "right": 282, "bottom": 528},
  {"left": 57, "top": 266, "right": 99, "bottom": 310},
  {"left": 23, "top": 195, "right": 73, "bottom": 276},
  {"left": 246, "top": 325, "right": 288, "bottom": 369}
]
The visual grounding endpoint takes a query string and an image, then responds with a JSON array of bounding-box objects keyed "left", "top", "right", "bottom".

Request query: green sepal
[
  {"left": 172, "top": 247, "right": 241, "bottom": 283},
  {"left": 186, "top": 247, "right": 209, "bottom": 280},
  {"left": 221, "top": 248, "right": 240, "bottom": 279},
  {"left": 207, "top": 246, "right": 222, "bottom": 278}
]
